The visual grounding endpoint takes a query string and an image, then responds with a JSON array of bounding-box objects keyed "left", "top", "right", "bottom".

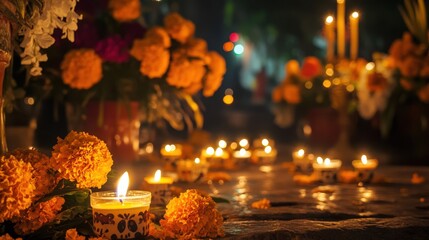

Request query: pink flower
[{"left": 95, "top": 36, "right": 130, "bottom": 63}]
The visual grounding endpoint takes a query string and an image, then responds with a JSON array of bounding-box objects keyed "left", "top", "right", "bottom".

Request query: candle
[
  {"left": 352, "top": 155, "right": 378, "bottom": 183},
  {"left": 91, "top": 172, "right": 151, "bottom": 239},
  {"left": 252, "top": 146, "right": 278, "bottom": 164},
  {"left": 143, "top": 170, "right": 173, "bottom": 205},
  {"left": 312, "top": 158, "right": 342, "bottom": 183},
  {"left": 238, "top": 138, "right": 249, "bottom": 149},
  {"left": 292, "top": 148, "right": 313, "bottom": 172},
  {"left": 218, "top": 139, "right": 227, "bottom": 149},
  {"left": 176, "top": 158, "right": 208, "bottom": 182},
  {"left": 160, "top": 144, "right": 182, "bottom": 161},
  {"left": 233, "top": 148, "right": 252, "bottom": 161},
  {"left": 253, "top": 137, "right": 275, "bottom": 149},
  {"left": 325, "top": 15, "right": 335, "bottom": 63},
  {"left": 337, "top": 0, "right": 345, "bottom": 59},
  {"left": 350, "top": 11, "right": 359, "bottom": 60}
]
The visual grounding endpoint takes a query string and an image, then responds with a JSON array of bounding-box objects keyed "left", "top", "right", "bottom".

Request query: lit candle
[
  {"left": 325, "top": 15, "right": 335, "bottom": 63},
  {"left": 312, "top": 158, "right": 342, "bottom": 183},
  {"left": 176, "top": 158, "right": 208, "bottom": 182},
  {"left": 337, "top": 0, "right": 346, "bottom": 59},
  {"left": 218, "top": 139, "right": 227, "bottom": 149},
  {"left": 143, "top": 170, "right": 173, "bottom": 205},
  {"left": 238, "top": 138, "right": 249, "bottom": 149},
  {"left": 292, "top": 148, "right": 313, "bottom": 172},
  {"left": 233, "top": 148, "right": 252, "bottom": 160},
  {"left": 160, "top": 144, "right": 182, "bottom": 160},
  {"left": 252, "top": 146, "right": 278, "bottom": 164},
  {"left": 350, "top": 11, "right": 359, "bottom": 60},
  {"left": 91, "top": 172, "right": 151, "bottom": 239},
  {"left": 352, "top": 155, "right": 378, "bottom": 170},
  {"left": 253, "top": 137, "right": 275, "bottom": 149}
]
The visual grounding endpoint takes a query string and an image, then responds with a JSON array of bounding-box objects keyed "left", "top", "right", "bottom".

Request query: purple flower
[{"left": 95, "top": 36, "right": 130, "bottom": 63}]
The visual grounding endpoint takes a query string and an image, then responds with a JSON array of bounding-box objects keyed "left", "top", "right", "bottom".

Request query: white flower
[{"left": 19, "top": 0, "right": 82, "bottom": 76}]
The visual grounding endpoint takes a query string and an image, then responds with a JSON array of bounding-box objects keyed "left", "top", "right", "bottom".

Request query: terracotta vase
[
  {"left": 306, "top": 107, "right": 340, "bottom": 150},
  {"left": 81, "top": 101, "right": 141, "bottom": 163},
  {"left": 0, "top": 13, "right": 12, "bottom": 155}
]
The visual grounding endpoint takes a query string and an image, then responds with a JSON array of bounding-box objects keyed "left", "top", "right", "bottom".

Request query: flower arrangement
[
  {"left": 271, "top": 57, "right": 328, "bottom": 127},
  {"left": 53, "top": 1, "right": 226, "bottom": 131},
  {"left": 0, "top": 131, "right": 113, "bottom": 239}
]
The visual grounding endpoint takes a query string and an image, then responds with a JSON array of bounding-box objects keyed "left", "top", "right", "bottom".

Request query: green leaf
[{"left": 211, "top": 196, "right": 230, "bottom": 204}]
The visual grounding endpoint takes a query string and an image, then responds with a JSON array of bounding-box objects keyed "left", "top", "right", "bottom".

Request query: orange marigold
[
  {"left": 13, "top": 197, "right": 65, "bottom": 235},
  {"left": 108, "top": 0, "right": 141, "bottom": 22},
  {"left": 145, "top": 27, "right": 171, "bottom": 48},
  {"left": 160, "top": 189, "right": 224, "bottom": 239},
  {"left": 8, "top": 148, "right": 58, "bottom": 199},
  {"left": 50, "top": 131, "right": 113, "bottom": 189},
  {"left": 184, "top": 38, "right": 208, "bottom": 59},
  {"left": 167, "top": 52, "right": 206, "bottom": 89},
  {"left": 300, "top": 56, "right": 323, "bottom": 80},
  {"left": 61, "top": 49, "right": 103, "bottom": 90},
  {"left": 203, "top": 51, "right": 226, "bottom": 97},
  {"left": 130, "top": 38, "right": 170, "bottom": 78},
  {"left": 418, "top": 84, "right": 429, "bottom": 103},
  {"left": 283, "top": 84, "right": 301, "bottom": 104},
  {"left": 251, "top": 198, "right": 271, "bottom": 209},
  {"left": 65, "top": 228, "right": 104, "bottom": 240},
  {"left": 398, "top": 56, "right": 422, "bottom": 78},
  {"left": 0, "top": 155, "right": 35, "bottom": 223},
  {"left": 164, "top": 13, "right": 195, "bottom": 44},
  {"left": 0, "top": 234, "right": 22, "bottom": 240},
  {"left": 271, "top": 85, "right": 284, "bottom": 103},
  {"left": 366, "top": 72, "right": 388, "bottom": 92},
  {"left": 285, "top": 59, "right": 300, "bottom": 77}
]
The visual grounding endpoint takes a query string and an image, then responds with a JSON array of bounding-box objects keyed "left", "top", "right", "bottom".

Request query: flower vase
[
  {"left": 81, "top": 101, "right": 140, "bottom": 163},
  {"left": 0, "top": 12, "right": 12, "bottom": 155}
]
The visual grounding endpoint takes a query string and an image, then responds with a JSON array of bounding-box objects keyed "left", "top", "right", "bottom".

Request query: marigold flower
[
  {"left": 0, "top": 234, "right": 22, "bottom": 240},
  {"left": 300, "top": 56, "right": 323, "bottom": 80},
  {"left": 251, "top": 198, "right": 271, "bottom": 209},
  {"left": 8, "top": 148, "right": 58, "bottom": 200},
  {"left": 145, "top": 27, "right": 171, "bottom": 48},
  {"left": 0, "top": 155, "right": 35, "bottom": 223},
  {"left": 283, "top": 84, "right": 301, "bottom": 104},
  {"left": 160, "top": 189, "right": 224, "bottom": 239},
  {"left": 108, "top": 0, "right": 141, "bottom": 22},
  {"left": 366, "top": 72, "right": 388, "bottom": 92},
  {"left": 61, "top": 49, "right": 103, "bottom": 90},
  {"left": 164, "top": 13, "right": 195, "bottom": 43},
  {"left": 272, "top": 85, "right": 284, "bottom": 103},
  {"left": 203, "top": 51, "right": 226, "bottom": 97},
  {"left": 65, "top": 228, "right": 104, "bottom": 240},
  {"left": 398, "top": 56, "right": 422, "bottom": 78},
  {"left": 13, "top": 197, "right": 65, "bottom": 235},
  {"left": 167, "top": 53, "right": 206, "bottom": 89},
  {"left": 50, "top": 131, "right": 113, "bottom": 189},
  {"left": 184, "top": 38, "right": 208, "bottom": 59},
  {"left": 130, "top": 38, "right": 170, "bottom": 78},
  {"left": 285, "top": 59, "right": 300, "bottom": 77}
]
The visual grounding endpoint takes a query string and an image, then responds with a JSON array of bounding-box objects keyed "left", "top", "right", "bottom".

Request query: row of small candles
[{"left": 293, "top": 148, "right": 378, "bottom": 183}]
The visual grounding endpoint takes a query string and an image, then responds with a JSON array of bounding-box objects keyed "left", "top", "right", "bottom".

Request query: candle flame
[
  {"left": 325, "top": 158, "right": 331, "bottom": 165},
  {"left": 206, "top": 147, "right": 215, "bottom": 156},
  {"left": 351, "top": 11, "right": 359, "bottom": 19},
  {"left": 262, "top": 138, "right": 269, "bottom": 146},
  {"left": 264, "top": 146, "right": 272, "bottom": 154},
  {"left": 326, "top": 15, "right": 334, "bottom": 24},
  {"left": 297, "top": 149, "right": 305, "bottom": 157},
  {"left": 239, "top": 148, "right": 246, "bottom": 155},
  {"left": 239, "top": 139, "right": 249, "bottom": 147},
  {"left": 215, "top": 147, "right": 223, "bottom": 157},
  {"left": 361, "top": 155, "right": 368, "bottom": 164},
  {"left": 154, "top": 169, "right": 161, "bottom": 182},
  {"left": 195, "top": 157, "right": 201, "bottom": 164},
  {"left": 366, "top": 62, "right": 375, "bottom": 71},
  {"left": 317, "top": 157, "right": 323, "bottom": 164},
  {"left": 117, "top": 171, "right": 129, "bottom": 199},
  {"left": 164, "top": 144, "right": 171, "bottom": 152},
  {"left": 218, "top": 140, "right": 227, "bottom": 148}
]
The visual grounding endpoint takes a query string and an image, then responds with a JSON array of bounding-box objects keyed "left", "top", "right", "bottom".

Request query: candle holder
[
  {"left": 143, "top": 172, "right": 173, "bottom": 206},
  {"left": 232, "top": 148, "right": 252, "bottom": 166},
  {"left": 312, "top": 158, "right": 342, "bottom": 184},
  {"left": 252, "top": 146, "right": 277, "bottom": 165},
  {"left": 352, "top": 156, "right": 378, "bottom": 184},
  {"left": 160, "top": 144, "right": 182, "bottom": 163},
  {"left": 292, "top": 149, "right": 314, "bottom": 173},
  {"left": 90, "top": 190, "right": 151, "bottom": 239},
  {"left": 176, "top": 159, "right": 208, "bottom": 182}
]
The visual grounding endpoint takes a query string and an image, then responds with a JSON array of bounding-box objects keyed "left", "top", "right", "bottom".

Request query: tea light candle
[
  {"left": 238, "top": 138, "right": 250, "bottom": 149},
  {"left": 202, "top": 147, "right": 229, "bottom": 169},
  {"left": 143, "top": 170, "right": 173, "bottom": 205},
  {"left": 91, "top": 172, "right": 151, "bottom": 239},
  {"left": 253, "top": 137, "right": 275, "bottom": 149},
  {"left": 352, "top": 155, "right": 378, "bottom": 183},
  {"left": 176, "top": 158, "right": 208, "bottom": 182},
  {"left": 252, "top": 146, "right": 278, "bottom": 164},
  {"left": 160, "top": 144, "right": 182, "bottom": 160},
  {"left": 233, "top": 148, "right": 252, "bottom": 163},
  {"left": 218, "top": 139, "right": 228, "bottom": 149},
  {"left": 312, "top": 157, "right": 342, "bottom": 183},
  {"left": 292, "top": 149, "right": 313, "bottom": 172}
]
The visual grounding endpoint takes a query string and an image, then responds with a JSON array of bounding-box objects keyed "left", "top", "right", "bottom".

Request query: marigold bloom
[
  {"left": 272, "top": 85, "right": 283, "bottom": 103},
  {"left": 184, "top": 38, "right": 208, "bottom": 59},
  {"left": 283, "top": 84, "right": 301, "bottom": 104},
  {"left": 108, "top": 0, "right": 141, "bottom": 22},
  {"left": 167, "top": 53, "right": 206, "bottom": 89},
  {"left": 203, "top": 51, "right": 226, "bottom": 97},
  {"left": 285, "top": 60, "right": 300, "bottom": 77},
  {"left": 398, "top": 56, "right": 422, "bottom": 78},
  {"left": 0, "top": 156, "right": 35, "bottom": 223},
  {"left": 164, "top": 13, "right": 195, "bottom": 43},
  {"left": 366, "top": 72, "right": 388, "bottom": 92},
  {"left": 130, "top": 38, "right": 170, "bottom": 78},
  {"left": 8, "top": 148, "right": 57, "bottom": 200},
  {"left": 300, "top": 56, "right": 323, "bottom": 80},
  {"left": 13, "top": 197, "right": 65, "bottom": 235},
  {"left": 61, "top": 49, "right": 103, "bottom": 90},
  {"left": 251, "top": 198, "right": 271, "bottom": 209},
  {"left": 65, "top": 228, "right": 104, "bottom": 240},
  {"left": 50, "top": 131, "right": 113, "bottom": 189},
  {"left": 0, "top": 234, "right": 22, "bottom": 240},
  {"left": 160, "top": 189, "right": 224, "bottom": 239},
  {"left": 145, "top": 27, "right": 171, "bottom": 48},
  {"left": 418, "top": 84, "right": 429, "bottom": 103}
]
